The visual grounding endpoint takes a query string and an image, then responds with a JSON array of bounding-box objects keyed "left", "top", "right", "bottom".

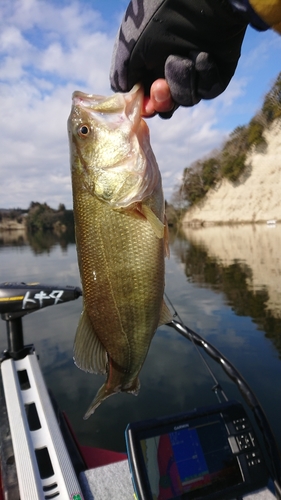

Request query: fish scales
[
  {"left": 68, "top": 84, "right": 171, "bottom": 418},
  {"left": 75, "top": 193, "right": 165, "bottom": 369}
]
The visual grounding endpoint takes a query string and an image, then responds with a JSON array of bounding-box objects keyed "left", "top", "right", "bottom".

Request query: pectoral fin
[
  {"left": 140, "top": 204, "right": 165, "bottom": 238},
  {"left": 138, "top": 204, "right": 170, "bottom": 257},
  {"left": 73, "top": 308, "right": 107, "bottom": 375}
]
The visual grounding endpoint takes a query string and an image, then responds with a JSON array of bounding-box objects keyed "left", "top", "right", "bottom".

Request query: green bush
[
  {"left": 262, "top": 72, "right": 281, "bottom": 123},
  {"left": 202, "top": 158, "right": 219, "bottom": 189},
  {"left": 26, "top": 202, "right": 74, "bottom": 233},
  {"left": 247, "top": 119, "right": 266, "bottom": 147},
  {"left": 180, "top": 157, "right": 220, "bottom": 206},
  {"left": 221, "top": 152, "right": 247, "bottom": 182}
]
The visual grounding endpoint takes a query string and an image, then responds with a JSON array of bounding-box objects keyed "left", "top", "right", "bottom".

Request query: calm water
[{"left": 0, "top": 225, "right": 280, "bottom": 457}]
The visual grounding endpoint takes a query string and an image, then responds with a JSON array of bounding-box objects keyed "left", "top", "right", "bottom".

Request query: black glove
[{"left": 110, "top": 0, "right": 248, "bottom": 118}]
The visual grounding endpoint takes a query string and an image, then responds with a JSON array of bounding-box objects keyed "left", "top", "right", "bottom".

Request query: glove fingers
[
  {"left": 164, "top": 52, "right": 228, "bottom": 107},
  {"left": 164, "top": 54, "right": 200, "bottom": 107},
  {"left": 194, "top": 53, "right": 226, "bottom": 100}
]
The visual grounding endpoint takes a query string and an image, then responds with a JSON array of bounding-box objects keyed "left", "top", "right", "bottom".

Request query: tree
[
  {"left": 262, "top": 72, "right": 281, "bottom": 123},
  {"left": 180, "top": 156, "right": 220, "bottom": 207},
  {"left": 181, "top": 161, "right": 208, "bottom": 205}
]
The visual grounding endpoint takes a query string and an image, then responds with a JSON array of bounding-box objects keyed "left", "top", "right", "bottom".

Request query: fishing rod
[
  {"left": 164, "top": 292, "right": 228, "bottom": 403},
  {"left": 164, "top": 293, "right": 281, "bottom": 499}
]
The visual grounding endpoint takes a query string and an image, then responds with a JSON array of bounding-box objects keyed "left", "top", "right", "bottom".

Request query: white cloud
[
  {"left": 241, "top": 28, "right": 281, "bottom": 71},
  {"left": 0, "top": 26, "right": 30, "bottom": 52},
  {"left": 0, "top": 1, "right": 280, "bottom": 208},
  {"left": 1, "top": 0, "right": 103, "bottom": 37},
  {"left": 149, "top": 104, "right": 226, "bottom": 198},
  {"left": 215, "top": 76, "right": 249, "bottom": 108},
  {"left": 0, "top": 0, "right": 115, "bottom": 208}
]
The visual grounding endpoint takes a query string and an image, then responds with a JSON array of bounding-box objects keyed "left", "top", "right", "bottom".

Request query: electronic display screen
[{"left": 139, "top": 416, "right": 242, "bottom": 500}]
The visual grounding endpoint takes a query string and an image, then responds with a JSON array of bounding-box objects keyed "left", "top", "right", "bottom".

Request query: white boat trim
[{"left": 1, "top": 353, "right": 84, "bottom": 500}]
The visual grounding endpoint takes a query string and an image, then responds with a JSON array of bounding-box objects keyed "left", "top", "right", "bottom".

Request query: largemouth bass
[{"left": 68, "top": 85, "right": 171, "bottom": 419}]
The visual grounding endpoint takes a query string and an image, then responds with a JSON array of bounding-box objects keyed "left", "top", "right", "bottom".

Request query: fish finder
[{"left": 125, "top": 400, "right": 269, "bottom": 500}]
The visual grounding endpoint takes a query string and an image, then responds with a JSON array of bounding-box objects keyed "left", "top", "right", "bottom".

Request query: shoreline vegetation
[
  {"left": 175, "top": 71, "right": 281, "bottom": 226},
  {"left": 182, "top": 117, "right": 281, "bottom": 226},
  {"left": 0, "top": 201, "right": 180, "bottom": 232},
  {"left": 176, "top": 72, "right": 281, "bottom": 208},
  {"left": 0, "top": 202, "right": 74, "bottom": 235}
]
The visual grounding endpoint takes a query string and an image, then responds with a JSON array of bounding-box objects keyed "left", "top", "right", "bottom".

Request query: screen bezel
[
  {"left": 128, "top": 413, "right": 242, "bottom": 499},
  {"left": 125, "top": 400, "right": 268, "bottom": 500}
]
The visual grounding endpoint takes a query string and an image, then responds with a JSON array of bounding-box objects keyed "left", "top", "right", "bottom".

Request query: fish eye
[{"left": 78, "top": 124, "right": 90, "bottom": 137}]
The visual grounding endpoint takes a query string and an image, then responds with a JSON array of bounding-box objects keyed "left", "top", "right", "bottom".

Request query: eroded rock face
[{"left": 183, "top": 121, "right": 281, "bottom": 225}]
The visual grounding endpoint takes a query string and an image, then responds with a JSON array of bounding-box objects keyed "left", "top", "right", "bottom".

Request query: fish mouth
[
  {"left": 71, "top": 84, "right": 143, "bottom": 124},
  {"left": 72, "top": 91, "right": 109, "bottom": 109}
]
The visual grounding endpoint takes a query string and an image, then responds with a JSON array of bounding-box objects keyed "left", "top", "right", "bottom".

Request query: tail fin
[
  {"left": 83, "top": 383, "right": 118, "bottom": 420},
  {"left": 83, "top": 376, "right": 140, "bottom": 419}
]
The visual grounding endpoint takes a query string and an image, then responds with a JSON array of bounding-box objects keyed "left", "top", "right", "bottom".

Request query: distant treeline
[
  {"left": 0, "top": 207, "right": 26, "bottom": 224},
  {"left": 0, "top": 202, "right": 74, "bottom": 233},
  {"left": 1, "top": 201, "right": 182, "bottom": 231},
  {"left": 176, "top": 71, "right": 281, "bottom": 207},
  {"left": 26, "top": 202, "right": 74, "bottom": 233}
]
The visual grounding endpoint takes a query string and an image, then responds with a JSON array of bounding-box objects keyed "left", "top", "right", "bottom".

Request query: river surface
[{"left": 0, "top": 225, "right": 280, "bottom": 457}]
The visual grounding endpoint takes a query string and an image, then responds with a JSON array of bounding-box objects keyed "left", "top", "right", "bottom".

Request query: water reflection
[
  {"left": 181, "top": 225, "right": 281, "bottom": 358},
  {"left": 0, "top": 227, "right": 75, "bottom": 254},
  {"left": 0, "top": 229, "right": 28, "bottom": 247},
  {"left": 27, "top": 228, "right": 75, "bottom": 254},
  {"left": 183, "top": 224, "right": 281, "bottom": 314},
  {"left": 0, "top": 227, "right": 280, "bottom": 455}
]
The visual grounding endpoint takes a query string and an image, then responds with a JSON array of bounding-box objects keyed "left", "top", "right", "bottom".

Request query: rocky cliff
[
  {"left": 183, "top": 120, "right": 281, "bottom": 225},
  {"left": 0, "top": 216, "right": 26, "bottom": 231}
]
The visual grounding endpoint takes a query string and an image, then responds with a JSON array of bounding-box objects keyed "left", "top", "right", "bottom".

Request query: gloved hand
[{"left": 110, "top": 0, "right": 248, "bottom": 118}]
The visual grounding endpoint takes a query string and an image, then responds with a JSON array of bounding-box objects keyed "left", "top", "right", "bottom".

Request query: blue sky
[{"left": 0, "top": 0, "right": 280, "bottom": 208}]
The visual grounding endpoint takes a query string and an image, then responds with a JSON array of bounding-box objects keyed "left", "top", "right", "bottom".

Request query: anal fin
[
  {"left": 158, "top": 299, "right": 173, "bottom": 326},
  {"left": 74, "top": 308, "right": 107, "bottom": 375}
]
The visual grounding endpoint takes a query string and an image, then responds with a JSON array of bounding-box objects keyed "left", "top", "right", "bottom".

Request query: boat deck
[{"left": 80, "top": 459, "right": 277, "bottom": 500}]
